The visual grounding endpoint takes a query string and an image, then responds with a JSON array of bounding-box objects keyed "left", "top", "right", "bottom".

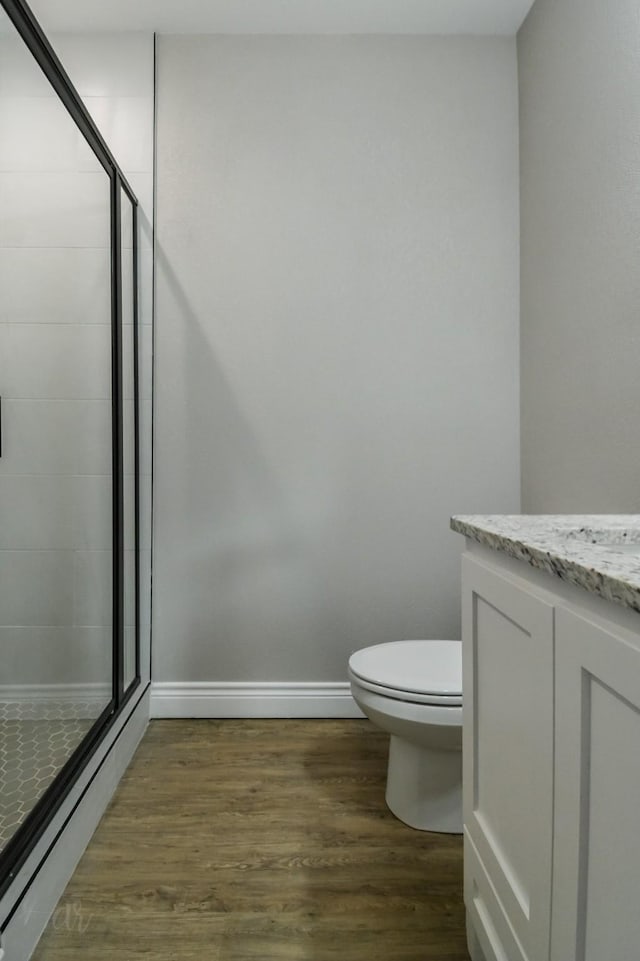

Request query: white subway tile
[
  {"left": 0, "top": 476, "right": 75, "bottom": 550},
  {"left": 53, "top": 34, "right": 155, "bottom": 99},
  {"left": 138, "top": 247, "right": 154, "bottom": 325},
  {"left": 0, "top": 29, "right": 154, "bottom": 676},
  {"left": 138, "top": 343, "right": 154, "bottom": 411},
  {"left": 0, "top": 399, "right": 111, "bottom": 476},
  {"left": 122, "top": 321, "right": 136, "bottom": 403},
  {"left": 0, "top": 550, "right": 75, "bottom": 627},
  {"left": 70, "top": 627, "right": 112, "bottom": 682},
  {"left": 0, "top": 248, "right": 111, "bottom": 325},
  {"left": 123, "top": 549, "right": 136, "bottom": 628},
  {"left": 139, "top": 485, "right": 153, "bottom": 555},
  {"left": 0, "top": 35, "right": 56, "bottom": 97},
  {"left": 139, "top": 549, "right": 152, "bottom": 621},
  {"left": 139, "top": 398, "right": 153, "bottom": 478},
  {"left": 71, "top": 474, "right": 113, "bottom": 551},
  {"left": 122, "top": 397, "right": 136, "bottom": 477},
  {"left": 123, "top": 475, "right": 136, "bottom": 552},
  {"left": 126, "top": 173, "right": 154, "bottom": 233},
  {"left": 140, "top": 326, "right": 153, "bottom": 401},
  {"left": 0, "top": 97, "right": 80, "bottom": 171},
  {"left": 0, "top": 324, "right": 112, "bottom": 399},
  {"left": 124, "top": 625, "right": 136, "bottom": 687},
  {"left": 81, "top": 97, "right": 154, "bottom": 173},
  {"left": 122, "top": 253, "right": 135, "bottom": 327},
  {"left": 73, "top": 550, "right": 112, "bottom": 627},
  {"left": 1, "top": 626, "right": 65, "bottom": 684},
  {"left": 0, "top": 171, "right": 111, "bottom": 247},
  {"left": 120, "top": 190, "right": 135, "bottom": 251},
  {"left": 0, "top": 626, "right": 111, "bottom": 684},
  {"left": 72, "top": 401, "right": 112, "bottom": 473},
  {"left": 0, "top": 475, "right": 109, "bottom": 550}
]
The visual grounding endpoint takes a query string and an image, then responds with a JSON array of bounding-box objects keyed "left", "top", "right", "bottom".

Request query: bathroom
[{"left": 1, "top": 0, "right": 639, "bottom": 958}]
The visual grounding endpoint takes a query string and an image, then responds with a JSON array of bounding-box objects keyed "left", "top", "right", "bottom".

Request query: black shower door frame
[{"left": 0, "top": 0, "right": 141, "bottom": 896}]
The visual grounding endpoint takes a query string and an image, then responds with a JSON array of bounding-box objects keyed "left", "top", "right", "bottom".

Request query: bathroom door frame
[{"left": 0, "top": 0, "right": 141, "bottom": 897}]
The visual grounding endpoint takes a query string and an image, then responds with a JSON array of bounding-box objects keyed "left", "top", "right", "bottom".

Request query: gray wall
[
  {"left": 519, "top": 0, "right": 640, "bottom": 512},
  {"left": 154, "top": 36, "right": 520, "bottom": 684}
]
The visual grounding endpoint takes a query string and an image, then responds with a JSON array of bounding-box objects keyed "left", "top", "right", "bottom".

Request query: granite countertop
[{"left": 450, "top": 514, "right": 640, "bottom": 615}]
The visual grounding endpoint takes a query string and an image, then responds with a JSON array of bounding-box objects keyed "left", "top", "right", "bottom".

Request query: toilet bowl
[{"left": 348, "top": 639, "right": 462, "bottom": 833}]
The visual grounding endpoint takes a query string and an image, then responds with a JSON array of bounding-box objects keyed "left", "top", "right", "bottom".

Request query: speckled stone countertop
[{"left": 450, "top": 515, "right": 640, "bottom": 615}]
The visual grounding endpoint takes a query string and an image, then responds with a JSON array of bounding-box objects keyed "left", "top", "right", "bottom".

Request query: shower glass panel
[
  {"left": 0, "top": 5, "right": 114, "bottom": 859},
  {"left": 121, "top": 188, "right": 138, "bottom": 693}
]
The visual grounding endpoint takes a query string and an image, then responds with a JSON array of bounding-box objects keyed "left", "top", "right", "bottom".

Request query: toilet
[{"left": 348, "top": 639, "right": 462, "bottom": 833}]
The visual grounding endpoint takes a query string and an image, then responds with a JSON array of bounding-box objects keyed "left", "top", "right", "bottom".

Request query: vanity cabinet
[
  {"left": 462, "top": 554, "right": 554, "bottom": 961},
  {"left": 462, "top": 549, "right": 640, "bottom": 961},
  {"left": 551, "top": 606, "right": 640, "bottom": 961}
]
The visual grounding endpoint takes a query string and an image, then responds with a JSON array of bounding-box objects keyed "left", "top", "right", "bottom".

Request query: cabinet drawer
[{"left": 465, "top": 831, "right": 528, "bottom": 961}]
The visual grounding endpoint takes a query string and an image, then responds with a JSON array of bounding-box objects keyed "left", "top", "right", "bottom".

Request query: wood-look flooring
[{"left": 32, "top": 719, "right": 469, "bottom": 960}]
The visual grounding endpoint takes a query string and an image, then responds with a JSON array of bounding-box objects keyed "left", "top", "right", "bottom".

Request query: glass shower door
[
  {"left": 121, "top": 187, "right": 138, "bottom": 694},
  {"left": 0, "top": 8, "right": 114, "bottom": 856}
]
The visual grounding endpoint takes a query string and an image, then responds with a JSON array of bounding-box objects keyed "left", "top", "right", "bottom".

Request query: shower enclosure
[{"left": 0, "top": 0, "right": 145, "bottom": 898}]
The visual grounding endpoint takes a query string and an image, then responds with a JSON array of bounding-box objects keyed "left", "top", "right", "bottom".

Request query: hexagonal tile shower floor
[{"left": 0, "top": 701, "right": 102, "bottom": 853}]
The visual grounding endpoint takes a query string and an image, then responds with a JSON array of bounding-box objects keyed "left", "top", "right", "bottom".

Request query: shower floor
[{"left": 0, "top": 700, "right": 105, "bottom": 853}]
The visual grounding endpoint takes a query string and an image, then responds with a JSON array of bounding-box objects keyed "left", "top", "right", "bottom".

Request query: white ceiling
[{"left": 29, "top": 0, "right": 537, "bottom": 36}]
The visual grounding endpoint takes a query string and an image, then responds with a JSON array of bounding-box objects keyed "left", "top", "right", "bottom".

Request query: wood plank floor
[{"left": 32, "top": 719, "right": 469, "bottom": 960}]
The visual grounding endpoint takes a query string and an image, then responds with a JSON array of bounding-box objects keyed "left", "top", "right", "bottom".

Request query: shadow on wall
[
  {"left": 156, "top": 241, "right": 289, "bottom": 541},
  {"left": 153, "top": 243, "right": 349, "bottom": 678}
]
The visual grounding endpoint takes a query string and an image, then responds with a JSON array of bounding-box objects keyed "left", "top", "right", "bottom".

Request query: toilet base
[{"left": 385, "top": 735, "right": 462, "bottom": 833}]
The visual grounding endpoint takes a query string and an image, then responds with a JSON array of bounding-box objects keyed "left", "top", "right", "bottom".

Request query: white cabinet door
[
  {"left": 462, "top": 555, "right": 554, "bottom": 961},
  {"left": 551, "top": 606, "right": 640, "bottom": 961}
]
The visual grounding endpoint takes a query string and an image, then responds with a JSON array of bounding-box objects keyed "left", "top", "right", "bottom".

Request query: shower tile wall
[
  {"left": 70, "top": 32, "right": 155, "bottom": 681},
  {"left": 0, "top": 30, "right": 154, "bottom": 843},
  {"left": 0, "top": 31, "right": 112, "bottom": 703}
]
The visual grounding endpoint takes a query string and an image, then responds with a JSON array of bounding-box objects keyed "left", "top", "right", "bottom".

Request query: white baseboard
[{"left": 150, "top": 681, "right": 365, "bottom": 719}]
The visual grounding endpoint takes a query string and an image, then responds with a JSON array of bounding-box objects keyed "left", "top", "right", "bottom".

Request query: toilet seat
[{"left": 349, "top": 640, "right": 462, "bottom": 707}]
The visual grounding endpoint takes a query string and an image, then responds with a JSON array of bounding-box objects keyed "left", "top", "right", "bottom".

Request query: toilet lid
[{"left": 349, "top": 640, "right": 462, "bottom": 699}]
